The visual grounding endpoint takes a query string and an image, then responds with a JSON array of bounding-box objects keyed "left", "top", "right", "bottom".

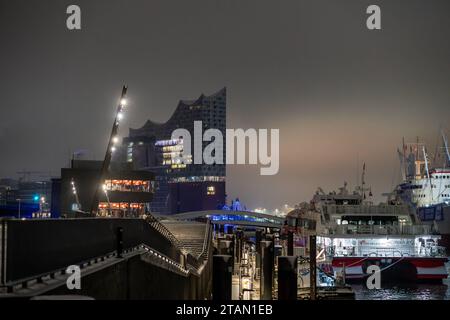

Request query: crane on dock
[{"left": 89, "top": 85, "right": 128, "bottom": 215}]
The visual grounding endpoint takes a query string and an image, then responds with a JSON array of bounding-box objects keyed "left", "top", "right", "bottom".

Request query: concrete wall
[{"left": 41, "top": 250, "right": 212, "bottom": 300}]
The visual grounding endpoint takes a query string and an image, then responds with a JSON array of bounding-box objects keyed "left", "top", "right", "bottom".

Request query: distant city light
[{"left": 33, "top": 195, "right": 39, "bottom": 201}]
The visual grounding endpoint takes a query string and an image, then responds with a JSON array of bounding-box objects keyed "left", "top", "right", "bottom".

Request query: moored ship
[
  {"left": 395, "top": 132, "right": 450, "bottom": 250},
  {"left": 312, "top": 180, "right": 448, "bottom": 283}
]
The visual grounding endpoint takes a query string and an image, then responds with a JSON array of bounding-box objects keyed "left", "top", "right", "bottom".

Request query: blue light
[{"left": 33, "top": 195, "right": 39, "bottom": 201}]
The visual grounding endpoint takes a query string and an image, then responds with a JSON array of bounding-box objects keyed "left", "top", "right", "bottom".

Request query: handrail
[
  {"left": 0, "top": 217, "right": 214, "bottom": 292},
  {"left": 0, "top": 217, "right": 213, "bottom": 287},
  {"left": 199, "top": 220, "right": 212, "bottom": 259},
  {"left": 144, "top": 215, "right": 185, "bottom": 251}
]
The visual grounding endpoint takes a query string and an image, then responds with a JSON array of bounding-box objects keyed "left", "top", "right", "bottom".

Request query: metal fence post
[
  {"left": 288, "top": 231, "right": 294, "bottom": 256},
  {"left": 260, "top": 240, "right": 274, "bottom": 300},
  {"left": 278, "top": 256, "right": 298, "bottom": 300},
  {"left": 116, "top": 227, "right": 124, "bottom": 258},
  {"left": 309, "top": 235, "right": 317, "bottom": 300},
  {"left": 213, "top": 255, "right": 232, "bottom": 300}
]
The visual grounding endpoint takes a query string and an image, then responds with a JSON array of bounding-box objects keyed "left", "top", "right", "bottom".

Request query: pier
[{"left": 0, "top": 212, "right": 355, "bottom": 300}]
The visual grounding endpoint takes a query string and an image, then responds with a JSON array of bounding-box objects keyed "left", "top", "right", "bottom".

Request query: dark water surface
[
  {"left": 352, "top": 259, "right": 450, "bottom": 300},
  {"left": 352, "top": 282, "right": 450, "bottom": 300}
]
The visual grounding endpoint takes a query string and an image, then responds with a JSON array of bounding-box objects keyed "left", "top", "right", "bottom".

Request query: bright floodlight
[
  {"left": 117, "top": 112, "right": 123, "bottom": 120},
  {"left": 120, "top": 98, "right": 127, "bottom": 106},
  {"left": 112, "top": 136, "right": 119, "bottom": 144},
  {"left": 111, "top": 146, "right": 116, "bottom": 152}
]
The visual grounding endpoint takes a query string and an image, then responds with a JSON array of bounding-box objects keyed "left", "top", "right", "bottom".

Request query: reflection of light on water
[
  {"left": 351, "top": 257, "right": 450, "bottom": 300},
  {"left": 352, "top": 283, "right": 450, "bottom": 300}
]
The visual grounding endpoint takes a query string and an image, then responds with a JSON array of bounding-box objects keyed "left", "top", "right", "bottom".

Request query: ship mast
[
  {"left": 422, "top": 146, "right": 434, "bottom": 202},
  {"left": 402, "top": 137, "right": 407, "bottom": 180},
  {"left": 441, "top": 129, "right": 450, "bottom": 167},
  {"left": 361, "top": 162, "right": 366, "bottom": 199},
  {"left": 397, "top": 148, "right": 406, "bottom": 181},
  {"left": 356, "top": 162, "right": 371, "bottom": 202}
]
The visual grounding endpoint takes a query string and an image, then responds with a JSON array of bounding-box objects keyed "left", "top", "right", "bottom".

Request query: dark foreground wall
[
  {"left": 41, "top": 249, "right": 212, "bottom": 300},
  {"left": 1, "top": 218, "right": 181, "bottom": 283}
]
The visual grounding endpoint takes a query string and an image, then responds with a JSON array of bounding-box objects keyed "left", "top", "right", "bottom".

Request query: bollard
[
  {"left": 260, "top": 240, "right": 274, "bottom": 300},
  {"left": 256, "top": 230, "right": 263, "bottom": 253},
  {"left": 288, "top": 231, "right": 294, "bottom": 256},
  {"left": 255, "top": 229, "right": 263, "bottom": 269},
  {"left": 219, "top": 239, "right": 232, "bottom": 255},
  {"left": 278, "top": 256, "right": 298, "bottom": 300},
  {"left": 213, "top": 255, "right": 233, "bottom": 300},
  {"left": 229, "top": 237, "right": 235, "bottom": 271},
  {"left": 116, "top": 227, "right": 124, "bottom": 258},
  {"left": 309, "top": 235, "right": 317, "bottom": 300},
  {"left": 236, "top": 231, "right": 243, "bottom": 264}
]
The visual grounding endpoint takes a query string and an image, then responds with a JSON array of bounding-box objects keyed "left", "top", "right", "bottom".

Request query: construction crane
[{"left": 89, "top": 85, "right": 128, "bottom": 214}]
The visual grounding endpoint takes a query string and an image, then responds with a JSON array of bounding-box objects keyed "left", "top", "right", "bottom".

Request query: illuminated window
[
  {"left": 104, "top": 179, "right": 152, "bottom": 192},
  {"left": 207, "top": 186, "right": 215, "bottom": 195},
  {"left": 127, "top": 142, "right": 133, "bottom": 162}
]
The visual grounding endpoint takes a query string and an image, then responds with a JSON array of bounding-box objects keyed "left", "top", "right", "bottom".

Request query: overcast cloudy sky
[{"left": 1, "top": 0, "right": 450, "bottom": 209}]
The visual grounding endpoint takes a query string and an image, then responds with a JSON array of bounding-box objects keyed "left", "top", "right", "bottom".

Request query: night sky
[{"left": 1, "top": 0, "right": 450, "bottom": 210}]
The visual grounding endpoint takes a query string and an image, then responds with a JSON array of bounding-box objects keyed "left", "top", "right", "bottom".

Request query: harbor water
[{"left": 351, "top": 258, "right": 450, "bottom": 300}]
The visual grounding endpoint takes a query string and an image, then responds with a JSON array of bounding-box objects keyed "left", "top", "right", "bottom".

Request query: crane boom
[{"left": 90, "top": 86, "right": 128, "bottom": 214}]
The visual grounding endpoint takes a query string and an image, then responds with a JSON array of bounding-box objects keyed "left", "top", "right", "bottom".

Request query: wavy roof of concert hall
[{"left": 128, "top": 87, "right": 226, "bottom": 139}]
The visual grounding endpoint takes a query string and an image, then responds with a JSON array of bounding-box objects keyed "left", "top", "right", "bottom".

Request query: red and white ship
[
  {"left": 312, "top": 178, "right": 448, "bottom": 283},
  {"left": 395, "top": 133, "right": 450, "bottom": 251},
  {"left": 331, "top": 255, "right": 448, "bottom": 281}
]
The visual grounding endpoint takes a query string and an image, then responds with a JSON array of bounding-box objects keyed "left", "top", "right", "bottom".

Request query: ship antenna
[
  {"left": 397, "top": 147, "right": 406, "bottom": 181},
  {"left": 402, "top": 137, "right": 407, "bottom": 179},
  {"left": 422, "top": 146, "right": 434, "bottom": 202},
  {"left": 441, "top": 129, "right": 450, "bottom": 166},
  {"left": 362, "top": 162, "right": 366, "bottom": 199},
  {"left": 416, "top": 136, "right": 419, "bottom": 160}
]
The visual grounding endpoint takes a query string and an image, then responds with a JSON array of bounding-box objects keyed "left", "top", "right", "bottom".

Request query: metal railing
[
  {"left": 184, "top": 221, "right": 213, "bottom": 273},
  {"left": 145, "top": 215, "right": 185, "bottom": 251},
  {"left": 0, "top": 217, "right": 213, "bottom": 290},
  {"left": 325, "top": 204, "right": 413, "bottom": 216},
  {"left": 330, "top": 224, "right": 432, "bottom": 236}
]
